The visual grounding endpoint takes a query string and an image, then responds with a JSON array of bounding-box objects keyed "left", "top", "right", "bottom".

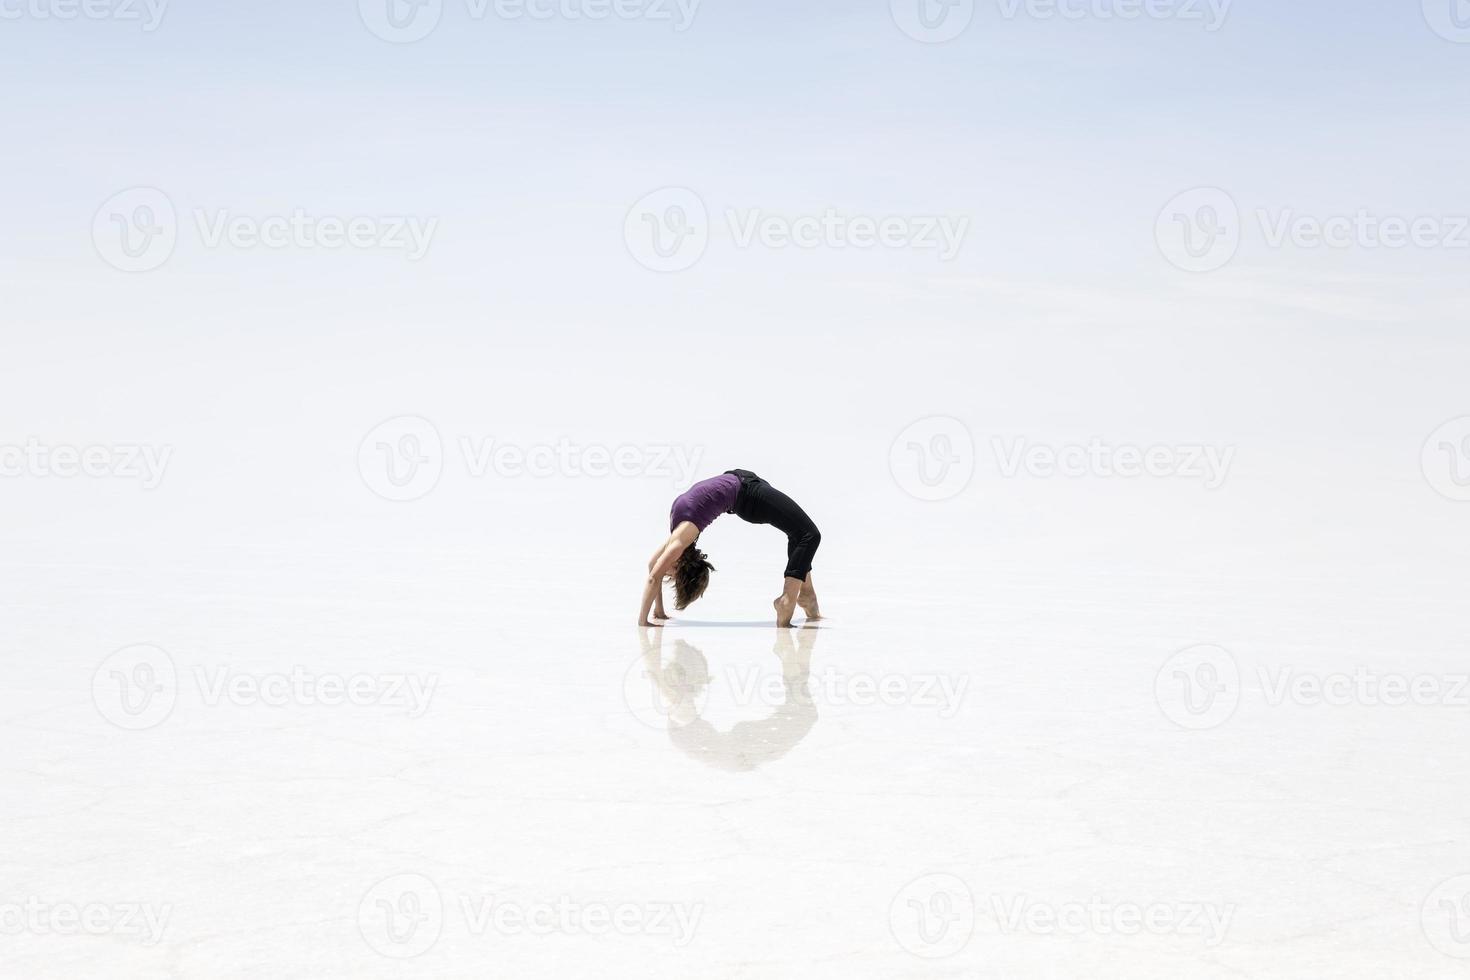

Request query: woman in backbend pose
[{"left": 638, "top": 469, "right": 822, "bottom": 628}]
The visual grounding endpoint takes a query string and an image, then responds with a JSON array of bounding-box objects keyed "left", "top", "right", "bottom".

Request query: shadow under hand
[{"left": 666, "top": 620, "right": 825, "bottom": 629}]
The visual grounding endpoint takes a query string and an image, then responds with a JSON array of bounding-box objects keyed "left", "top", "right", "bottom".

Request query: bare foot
[{"left": 773, "top": 595, "right": 797, "bottom": 628}]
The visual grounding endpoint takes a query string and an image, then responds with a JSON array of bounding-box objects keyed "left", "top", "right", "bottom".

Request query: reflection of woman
[{"left": 636, "top": 627, "right": 818, "bottom": 772}]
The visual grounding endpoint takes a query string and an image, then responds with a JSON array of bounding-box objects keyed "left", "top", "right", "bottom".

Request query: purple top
[{"left": 670, "top": 473, "right": 740, "bottom": 532}]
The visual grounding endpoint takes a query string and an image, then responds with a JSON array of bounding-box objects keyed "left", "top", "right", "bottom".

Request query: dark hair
[{"left": 671, "top": 545, "right": 715, "bottom": 609}]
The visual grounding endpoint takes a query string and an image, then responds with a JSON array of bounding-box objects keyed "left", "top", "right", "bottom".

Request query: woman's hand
[
  {"left": 639, "top": 575, "right": 667, "bottom": 628},
  {"left": 640, "top": 524, "right": 697, "bottom": 629}
]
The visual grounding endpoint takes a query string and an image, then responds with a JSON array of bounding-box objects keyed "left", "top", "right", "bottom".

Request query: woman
[{"left": 639, "top": 469, "right": 822, "bottom": 628}]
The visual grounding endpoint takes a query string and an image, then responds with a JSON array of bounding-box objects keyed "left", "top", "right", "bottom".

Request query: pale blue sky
[
  {"left": 3, "top": 0, "right": 1468, "bottom": 562},
  {"left": 3, "top": 0, "right": 1467, "bottom": 338}
]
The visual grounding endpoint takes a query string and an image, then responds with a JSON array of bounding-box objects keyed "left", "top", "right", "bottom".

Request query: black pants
[{"left": 725, "top": 469, "right": 821, "bottom": 582}]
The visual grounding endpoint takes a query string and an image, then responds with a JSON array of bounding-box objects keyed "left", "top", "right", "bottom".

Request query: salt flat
[{"left": 3, "top": 478, "right": 1468, "bottom": 979}]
